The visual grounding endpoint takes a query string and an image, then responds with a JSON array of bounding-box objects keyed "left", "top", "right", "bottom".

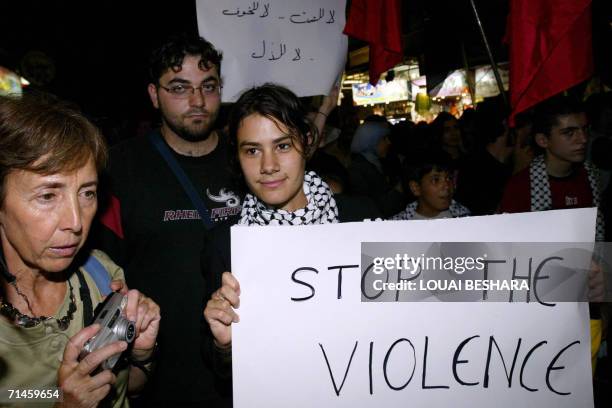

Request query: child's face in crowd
[
  {"left": 237, "top": 113, "right": 307, "bottom": 211},
  {"left": 410, "top": 169, "right": 453, "bottom": 217}
]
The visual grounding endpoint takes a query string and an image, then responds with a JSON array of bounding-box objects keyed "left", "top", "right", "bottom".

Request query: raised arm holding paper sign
[{"left": 196, "top": 0, "right": 347, "bottom": 102}]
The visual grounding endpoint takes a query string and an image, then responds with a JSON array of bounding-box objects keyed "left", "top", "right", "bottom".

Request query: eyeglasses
[{"left": 158, "top": 83, "right": 222, "bottom": 98}]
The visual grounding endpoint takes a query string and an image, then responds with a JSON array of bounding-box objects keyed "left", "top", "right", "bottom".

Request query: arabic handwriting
[
  {"left": 289, "top": 8, "right": 327, "bottom": 24},
  {"left": 326, "top": 9, "right": 335, "bottom": 24},
  {"left": 268, "top": 42, "right": 286, "bottom": 61},
  {"left": 250, "top": 41, "right": 307, "bottom": 62},
  {"left": 289, "top": 12, "right": 307, "bottom": 24},
  {"left": 251, "top": 40, "right": 266, "bottom": 58},
  {"left": 222, "top": 4, "right": 337, "bottom": 25},
  {"left": 222, "top": 2, "right": 259, "bottom": 17},
  {"left": 318, "top": 8, "right": 325, "bottom": 21},
  {"left": 292, "top": 48, "right": 301, "bottom": 61},
  {"left": 221, "top": 8, "right": 239, "bottom": 16}
]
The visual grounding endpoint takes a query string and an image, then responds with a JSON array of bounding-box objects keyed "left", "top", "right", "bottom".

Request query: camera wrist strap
[{"left": 148, "top": 132, "right": 214, "bottom": 230}]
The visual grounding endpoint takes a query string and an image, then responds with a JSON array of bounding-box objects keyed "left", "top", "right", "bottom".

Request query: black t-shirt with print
[{"left": 92, "top": 129, "right": 242, "bottom": 406}]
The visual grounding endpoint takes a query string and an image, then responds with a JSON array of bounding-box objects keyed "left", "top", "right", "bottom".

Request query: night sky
[{"left": 1, "top": 1, "right": 199, "bottom": 122}]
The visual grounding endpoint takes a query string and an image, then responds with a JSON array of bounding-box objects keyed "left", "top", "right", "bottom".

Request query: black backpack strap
[{"left": 75, "top": 269, "right": 94, "bottom": 325}]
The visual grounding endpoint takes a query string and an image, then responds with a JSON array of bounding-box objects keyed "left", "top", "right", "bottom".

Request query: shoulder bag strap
[
  {"left": 148, "top": 132, "right": 214, "bottom": 229},
  {"left": 83, "top": 255, "right": 113, "bottom": 297}
]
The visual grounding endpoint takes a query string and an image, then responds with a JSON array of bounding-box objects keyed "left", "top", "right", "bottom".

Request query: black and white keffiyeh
[
  {"left": 390, "top": 200, "right": 471, "bottom": 220},
  {"left": 238, "top": 171, "right": 339, "bottom": 226},
  {"left": 529, "top": 155, "right": 605, "bottom": 241}
]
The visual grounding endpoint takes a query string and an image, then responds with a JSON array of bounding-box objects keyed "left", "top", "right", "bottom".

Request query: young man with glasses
[{"left": 94, "top": 34, "right": 240, "bottom": 407}]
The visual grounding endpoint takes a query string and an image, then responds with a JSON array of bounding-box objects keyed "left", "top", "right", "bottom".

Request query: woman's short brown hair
[{"left": 0, "top": 95, "right": 108, "bottom": 203}]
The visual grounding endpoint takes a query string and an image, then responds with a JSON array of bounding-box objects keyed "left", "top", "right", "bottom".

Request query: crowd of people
[{"left": 0, "top": 32, "right": 610, "bottom": 407}]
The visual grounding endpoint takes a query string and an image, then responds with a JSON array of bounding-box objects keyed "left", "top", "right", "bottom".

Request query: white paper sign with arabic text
[{"left": 196, "top": 0, "right": 347, "bottom": 102}]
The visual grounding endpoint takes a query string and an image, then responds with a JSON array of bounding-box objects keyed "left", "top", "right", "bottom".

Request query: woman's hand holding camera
[
  {"left": 57, "top": 324, "right": 127, "bottom": 407},
  {"left": 204, "top": 272, "right": 241, "bottom": 349},
  {"left": 107, "top": 282, "right": 161, "bottom": 359},
  {"left": 56, "top": 288, "right": 160, "bottom": 406},
  {"left": 124, "top": 289, "right": 161, "bottom": 360}
]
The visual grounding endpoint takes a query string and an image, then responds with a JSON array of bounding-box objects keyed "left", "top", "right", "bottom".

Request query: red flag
[
  {"left": 100, "top": 194, "right": 124, "bottom": 239},
  {"left": 344, "top": 0, "right": 403, "bottom": 85},
  {"left": 508, "top": 0, "right": 593, "bottom": 124}
]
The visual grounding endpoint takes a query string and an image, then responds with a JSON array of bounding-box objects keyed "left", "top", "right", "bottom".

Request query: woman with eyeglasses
[
  {"left": 201, "top": 84, "right": 339, "bottom": 384},
  {"left": 0, "top": 95, "right": 160, "bottom": 407}
]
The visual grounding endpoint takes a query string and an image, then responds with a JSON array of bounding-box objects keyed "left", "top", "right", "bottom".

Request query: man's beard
[{"left": 163, "top": 110, "right": 218, "bottom": 142}]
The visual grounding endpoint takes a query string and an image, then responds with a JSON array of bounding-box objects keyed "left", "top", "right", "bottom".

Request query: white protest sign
[
  {"left": 196, "top": 0, "right": 347, "bottom": 102},
  {"left": 231, "top": 209, "right": 596, "bottom": 407}
]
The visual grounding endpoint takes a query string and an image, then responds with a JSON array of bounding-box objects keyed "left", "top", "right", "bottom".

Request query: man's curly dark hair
[{"left": 149, "top": 33, "right": 222, "bottom": 83}]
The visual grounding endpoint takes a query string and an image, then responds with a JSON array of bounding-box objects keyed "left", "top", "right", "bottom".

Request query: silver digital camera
[{"left": 79, "top": 292, "right": 136, "bottom": 371}]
